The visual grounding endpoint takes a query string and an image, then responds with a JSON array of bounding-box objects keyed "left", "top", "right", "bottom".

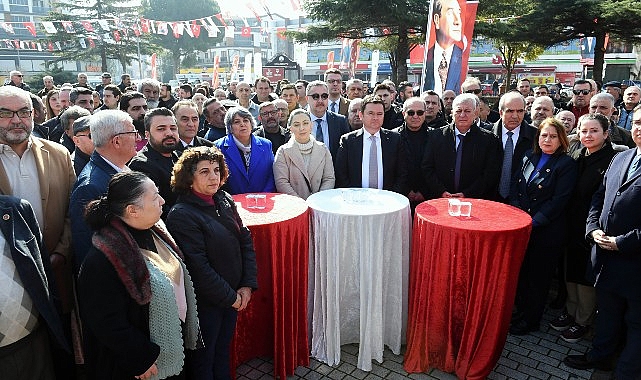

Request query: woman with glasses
[
  {"left": 273, "top": 109, "right": 335, "bottom": 199},
  {"left": 213, "top": 106, "right": 276, "bottom": 194}
]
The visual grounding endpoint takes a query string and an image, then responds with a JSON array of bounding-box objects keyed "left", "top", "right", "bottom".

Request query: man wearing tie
[
  {"left": 334, "top": 95, "right": 408, "bottom": 194},
  {"left": 324, "top": 68, "right": 350, "bottom": 117},
  {"left": 306, "top": 80, "right": 350, "bottom": 160},
  {"left": 564, "top": 106, "right": 641, "bottom": 380},
  {"left": 492, "top": 91, "right": 538, "bottom": 202},
  {"left": 422, "top": 93, "right": 502, "bottom": 199}
]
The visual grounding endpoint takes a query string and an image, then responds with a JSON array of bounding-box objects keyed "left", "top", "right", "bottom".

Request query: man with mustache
[{"left": 128, "top": 107, "right": 180, "bottom": 219}]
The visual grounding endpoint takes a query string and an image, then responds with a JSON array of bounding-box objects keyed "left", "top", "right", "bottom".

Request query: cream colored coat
[{"left": 273, "top": 138, "right": 335, "bottom": 199}]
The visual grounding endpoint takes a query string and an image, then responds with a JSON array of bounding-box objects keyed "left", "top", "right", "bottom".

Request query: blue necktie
[
  {"left": 330, "top": 102, "right": 337, "bottom": 113},
  {"left": 499, "top": 131, "right": 514, "bottom": 198},
  {"left": 454, "top": 134, "right": 465, "bottom": 192},
  {"left": 626, "top": 154, "right": 641, "bottom": 181},
  {"left": 315, "top": 119, "right": 324, "bottom": 144}
]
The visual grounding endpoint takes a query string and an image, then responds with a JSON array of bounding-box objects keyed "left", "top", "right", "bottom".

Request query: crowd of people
[{"left": 1, "top": 67, "right": 640, "bottom": 380}]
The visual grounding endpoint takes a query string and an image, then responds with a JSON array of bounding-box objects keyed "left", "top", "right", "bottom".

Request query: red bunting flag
[
  {"left": 48, "top": 42, "right": 54, "bottom": 51},
  {"left": 81, "top": 21, "right": 94, "bottom": 32},
  {"left": 61, "top": 21, "right": 75, "bottom": 33},
  {"left": 214, "top": 14, "right": 227, "bottom": 27},
  {"left": 113, "top": 30, "right": 121, "bottom": 42},
  {"left": 277, "top": 27, "right": 287, "bottom": 40},
  {"left": 241, "top": 26, "right": 251, "bottom": 37},
  {"left": 191, "top": 21, "right": 201, "bottom": 38},
  {"left": 23, "top": 22, "right": 37, "bottom": 36},
  {"left": 88, "top": 38, "right": 95, "bottom": 48},
  {"left": 141, "top": 18, "right": 150, "bottom": 34}
]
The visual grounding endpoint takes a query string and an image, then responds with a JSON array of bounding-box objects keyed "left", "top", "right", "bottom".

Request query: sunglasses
[
  {"left": 573, "top": 89, "right": 590, "bottom": 95},
  {"left": 465, "top": 89, "right": 482, "bottom": 95},
  {"left": 406, "top": 110, "right": 425, "bottom": 117},
  {"left": 309, "top": 93, "right": 329, "bottom": 100}
]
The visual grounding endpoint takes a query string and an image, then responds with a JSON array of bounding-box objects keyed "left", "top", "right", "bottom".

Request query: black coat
[
  {"left": 166, "top": 191, "right": 258, "bottom": 308},
  {"left": 492, "top": 120, "right": 538, "bottom": 201},
  {"left": 566, "top": 144, "right": 617, "bottom": 285},
  {"left": 129, "top": 144, "right": 179, "bottom": 219},
  {"left": 394, "top": 123, "right": 430, "bottom": 197},
  {"left": 422, "top": 123, "right": 502, "bottom": 199}
]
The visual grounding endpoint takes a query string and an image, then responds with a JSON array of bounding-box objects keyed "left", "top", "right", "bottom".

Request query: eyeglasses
[
  {"left": 260, "top": 110, "right": 280, "bottom": 117},
  {"left": 114, "top": 130, "right": 140, "bottom": 138},
  {"left": 13, "top": 74, "right": 23, "bottom": 78},
  {"left": 75, "top": 133, "right": 91, "bottom": 139},
  {"left": 465, "top": 89, "right": 482, "bottom": 95},
  {"left": 406, "top": 110, "right": 425, "bottom": 117},
  {"left": 0, "top": 109, "right": 32, "bottom": 119},
  {"left": 573, "top": 89, "right": 590, "bottom": 95},
  {"left": 309, "top": 93, "right": 329, "bottom": 100}
]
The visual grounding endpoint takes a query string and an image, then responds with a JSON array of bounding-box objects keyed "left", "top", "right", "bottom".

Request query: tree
[
  {"left": 43, "top": 0, "right": 152, "bottom": 72},
  {"left": 288, "top": 0, "right": 429, "bottom": 83},
  {"left": 141, "top": 0, "right": 222, "bottom": 74},
  {"left": 519, "top": 0, "right": 641, "bottom": 83},
  {"left": 25, "top": 63, "right": 76, "bottom": 91},
  {"left": 474, "top": 0, "right": 546, "bottom": 88}
]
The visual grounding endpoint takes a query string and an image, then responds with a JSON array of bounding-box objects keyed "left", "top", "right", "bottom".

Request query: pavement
[{"left": 236, "top": 292, "right": 614, "bottom": 380}]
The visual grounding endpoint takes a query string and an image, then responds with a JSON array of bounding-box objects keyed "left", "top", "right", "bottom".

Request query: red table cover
[
  {"left": 404, "top": 198, "right": 532, "bottom": 379},
  {"left": 231, "top": 193, "right": 310, "bottom": 378}
]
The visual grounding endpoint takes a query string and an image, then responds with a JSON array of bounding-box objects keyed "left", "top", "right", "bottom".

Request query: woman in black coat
[
  {"left": 510, "top": 117, "right": 578, "bottom": 335},
  {"left": 166, "top": 146, "right": 258, "bottom": 380},
  {"left": 549, "top": 114, "right": 618, "bottom": 342}
]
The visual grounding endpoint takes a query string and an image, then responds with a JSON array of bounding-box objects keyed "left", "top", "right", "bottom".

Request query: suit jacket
[
  {"left": 422, "top": 124, "right": 502, "bottom": 199},
  {"left": 324, "top": 111, "right": 351, "bottom": 160},
  {"left": 273, "top": 138, "right": 335, "bottom": 199},
  {"left": 423, "top": 45, "right": 463, "bottom": 93},
  {"left": 492, "top": 120, "right": 538, "bottom": 200},
  {"left": 129, "top": 144, "right": 179, "bottom": 219},
  {"left": 0, "top": 195, "right": 68, "bottom": 351},
  {"left": 253, "top": 126, "right": 291, "bottom": 155},
  {"left": 334, "top": 128, "right": 409, "bottom": 195},
  {"left": 70, "top": 152, "right": 118, "bottom": 272},
  {"left": 214, "top": 134, "right": 276, "bottom": 195},
  {"left": 175, "top": 136, "right": 214, "bottom": 156},
  {"left": 0, "top": 136, "right": 75, "bottom": 310},
  {"left": 328, "top": 96, "right": 350, "bottom": 117},
  {"left": 587, "top": 148, "right": 641, "bottom": 298}
]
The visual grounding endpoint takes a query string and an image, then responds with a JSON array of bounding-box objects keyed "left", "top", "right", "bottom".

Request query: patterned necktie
[
  {"left": 438, "top": 51, "right": 448, "bottom": 92},
  {"left": 315, "top": 119, "right": 324, "bottom": 144},
  {"left": 330, "top": 101, "right": 337, "bottom": 113},
  {"left": 626, "top": 154, "right": 641, "bottom": 181},
  {"left": 368, "top": 135, "right": 378, "bottom": 189},
  {"left": 499, "top": 131, "right": 514, "bottom": 198},
  {"left": 454, "top": 134, "right": 464, "bottom": 192}
]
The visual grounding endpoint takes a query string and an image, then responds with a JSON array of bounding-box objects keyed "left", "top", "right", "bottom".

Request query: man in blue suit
[
  {"left": 422, "top": 0, "right": 463, "bottom": 95},
  {"left": 69, "top": 110, "right": 139, "bottom": 272},
  {"left": 564, "top": 107, "right": 641, "bottom": 380},
  {"left": 306, "top": 80, "right": 350, "bottom": 160}
]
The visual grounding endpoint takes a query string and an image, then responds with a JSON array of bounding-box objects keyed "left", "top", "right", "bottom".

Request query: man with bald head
[
  {"left": 530, "top": 96, "right": 555, "bottom": 127},
  {"left": 441, "top": 89, "right": 456, "bottom": 123},
  {"left": 422, "top": 93, "right": 502, "bottom": 200},
  {"left": 492, "top": 91, "right": 538, "bottom": 201},
  {"left": 589, "top": 93, "right": 634, "bottom": 148},
  {"left": 555, "top": 110, "right": 576, "bottom": 134},
  {"left": 618, "top": 85, "right": 641, "bottom": 130}
]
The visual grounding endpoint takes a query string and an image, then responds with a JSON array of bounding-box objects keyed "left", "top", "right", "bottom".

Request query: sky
[{"left": 217, "top": 0, "right": 305, "bottom": 20}]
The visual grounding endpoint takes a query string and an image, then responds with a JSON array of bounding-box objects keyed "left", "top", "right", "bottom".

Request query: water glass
[
  {"left": 245, "top": 194, "right": 257, "bottom": 209},
  {"left": 459, "top": 201, "right": 472, "bottom": 217},
  {"left": 448, "top": 199, "right": 461, "bottom": 216},
  {"left": 255, "top": 194, "right": 266, "bottom": 209}
]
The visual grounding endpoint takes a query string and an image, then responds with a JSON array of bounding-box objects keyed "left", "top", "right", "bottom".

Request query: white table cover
[{"left": 306, "top": 188, "right": 411, "bottom": 371}]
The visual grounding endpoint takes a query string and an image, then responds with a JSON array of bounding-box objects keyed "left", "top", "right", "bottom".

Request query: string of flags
[{"left": 0, "top": 13, "right": 288, "bottom": 51}]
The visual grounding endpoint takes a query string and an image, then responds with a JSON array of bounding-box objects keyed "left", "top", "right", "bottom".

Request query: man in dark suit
[
  {"left": 422, "top": 0, "right": 463, "bottom": 94},
  {"left": 422, "top": 93, "right": 502, "bottom": 199},
  {"left": 0, "top": 195, "right": 69, "bottom": 380},
  {"left": 70, "top": 110, "right": 140, "bottom": 271},
  {"left": 129, "top": 107, "right": 180, "bottom": 219},
  {"left": 172, "top": 100, "right": 213, "bottom": 156},
  {"left": 306, "top": 80, "right": 350, "bottom": 160},
  {"left": 334, "top": 95, "right": 408, "bottom": 195},
  {"left": 564, "top": 107, "right": 641, "bottom": 379},
  {"left": 492, "top": 91, "right": 538, "bottom": 202},
  {"left": 324, "top": 68, "right": 350, "bottom": 117}
]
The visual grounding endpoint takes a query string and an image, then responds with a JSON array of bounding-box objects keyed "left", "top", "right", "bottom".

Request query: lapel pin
[{"left": 2, "top": 214, "right": 9, "bottom": 220}]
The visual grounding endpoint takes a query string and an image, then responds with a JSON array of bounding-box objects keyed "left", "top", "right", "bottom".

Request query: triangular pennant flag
[
  {"left": 140, "top": 18, "right": 150, "bottom": 34},
  {"left": 54, "top": 41, "right": 62, "bottom": 50},
  {"left": 190, "top": 21, "right": 200, "bottom": 38},
  {"left": 113, "top": 30, "right": 121, "bottom": 42},
  {"left": 102, "top": 33, "right": 114, "bottom": 43},
  {"left": 36, "top": 42, "right": 42, "bottom": 51},
  {"left": 170, "top": 22, "right": 183, "bottom": 38},
  {"left": 214, "top": 14, "right": 228, "bottom": 27},
  {"left": 88, "top": 38, "right": 95, "bottom": 48},
  {"left": 81, "top": 21, "right": 94, "bottom": 32},
  {"left": 225, "top": 26, "right": 234, "bottom": 39},
  {"left": 182, "top": 22, "right": 194, "bottom": 38},
  {"left": 201, "top": 17, "right": 219, "bottom": 38},
  {"left": 132, "top": 24, "right": 141, "bottom": 37},
  {"left": 0, "top": 22, "right": 15, "bottom": 34},
  {"left": 97, "top": 19, "right": 110, "bottom": 31},
  {"left": 42, "top": 22, "right": 57, "bottom": 34},
  {"left": 14, "top": 40, "right": 21, "bottom": 49},
  {"left": 30, "top": 41, "right": 36, "bottom": 49},
  {"left": 23, "top": 22, "right": 37, "bottom": 36},
  {"left": 242, "top": 18, "right": 249, "bottom": 27},
  {"left": 157, "top": 22, "right": 168, "bottom": 35},
  {"left": 149, "top": 19, "right": 156, "bottom": 34},
  {"left": 79, "top": 38, "right": 87, "bottom": 48},
  {"left": 61, "top": 21, "right": 75, "bottom": 33},
  {"left": 48, "top": 41, "right": 54, "bottom": 51}
]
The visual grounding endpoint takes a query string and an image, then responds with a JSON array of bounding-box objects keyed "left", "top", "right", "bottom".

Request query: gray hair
[
  {"left": 60, "top": 106, "right": 91, "bottom": 131},
  {"left": 138, "top": 78, "right": 161, "bottom": 92},
  {"left": 345, "top": 78, "right": 364, "bottom": 90},
  {"left": 452, "top": 93, "right": 478, "bottom": 110},
  {"left": 224, "top": 106, "right": 257, "bottom": 134},
  {"left": 0, "top": 86, "right": 31, "bottom": 107},
  {"left": 590, "top": 92, "right": 615, "bottom": 107},
  {"left": 498, "top": 91, "right": 526, "bottom": 111},
  {"left": 306, "top": 80, "right": 328, "bottom": 95},
  {"left": 90, "top": 110, "right": 133, "bottom": 148},
  {"left": 461, "top": 76, "right": 482, "bottom": 92},
  {"left": 403, "top": 97, "right": 427, "bottom": 112}
]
